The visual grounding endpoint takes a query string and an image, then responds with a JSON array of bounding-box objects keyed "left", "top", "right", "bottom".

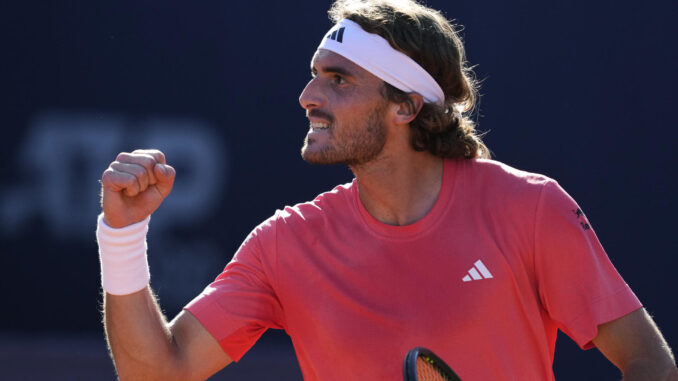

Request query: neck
[{"left": 350, "top": 152, "right": 444, "bottom": 226}]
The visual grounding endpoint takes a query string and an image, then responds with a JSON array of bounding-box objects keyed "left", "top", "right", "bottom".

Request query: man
[{"left": 97, "top": 0, "right": 678, "bottom": 380}]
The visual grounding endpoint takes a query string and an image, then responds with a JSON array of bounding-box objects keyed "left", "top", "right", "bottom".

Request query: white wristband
[{"left": 96, "top": 213, "right": 151, "bottom": 295}]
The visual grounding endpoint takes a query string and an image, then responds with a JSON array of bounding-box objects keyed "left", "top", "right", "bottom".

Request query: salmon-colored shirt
[{"left": 185, "top": 158, "right": 641, "bottom": 380}]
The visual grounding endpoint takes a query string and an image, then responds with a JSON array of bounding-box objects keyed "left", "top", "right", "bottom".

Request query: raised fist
[{"left": 100, "top": 149, "right": 176, "bottom": 228}]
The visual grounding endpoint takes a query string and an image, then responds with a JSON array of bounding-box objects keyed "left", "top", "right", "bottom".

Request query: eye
[{"left": 333, "top": 74, "right": 346, "bottom": 84}]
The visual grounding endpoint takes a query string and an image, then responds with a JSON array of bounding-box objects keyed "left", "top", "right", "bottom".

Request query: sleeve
[
  {"left": 183, "top": 217, "right": 284, "bottom": 362},
  {"left": 534, "top": 180, "right": 642, "bottom": 349}
]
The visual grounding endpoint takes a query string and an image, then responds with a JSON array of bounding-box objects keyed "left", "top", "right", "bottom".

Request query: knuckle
[
  {"left": 109, "top": 161, "right": 124, "bottom": 171},
  {"left": 139, "top": 155, "right": 156, "bottom": 168},
  {"left": 123, "top": 174, "right": 138, "bottom": 188},
  {"left": 137, "top": 172, "right": 149, "bottom": 184},
  {"left": 133, "top": 164, "right": 148, "bottom": 177},
  {"left": 101, "top": 168, "right": 114, "bottom": 182},
  {"left": 148, "top": 150, "right": 166, "bottom": 163},
  {"left": 126, "top": 167, "right": 142, "bottom": 179}
]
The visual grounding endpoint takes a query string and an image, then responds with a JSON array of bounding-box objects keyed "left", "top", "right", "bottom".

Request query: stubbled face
[{"left": 299, "top": 49, "right": 389, "bottom": 166}]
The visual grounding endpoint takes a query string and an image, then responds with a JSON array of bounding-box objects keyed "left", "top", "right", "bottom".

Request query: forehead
[{"left": 311, "top": 49, "right": 379, "bottom": 82}]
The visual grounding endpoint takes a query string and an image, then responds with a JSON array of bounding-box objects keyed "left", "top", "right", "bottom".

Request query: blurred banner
[{"left": 1, "top": 0, "right": 676, "bottom": 379}]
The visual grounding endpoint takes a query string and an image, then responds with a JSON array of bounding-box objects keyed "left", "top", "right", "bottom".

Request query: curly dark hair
[{"left": 328, "top": 0, "right": 489, "bottom": 159}]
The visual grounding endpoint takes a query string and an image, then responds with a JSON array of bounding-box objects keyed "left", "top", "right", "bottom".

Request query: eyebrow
[{"left": 312, "top": 64, "right": 356, "bottom": 78}]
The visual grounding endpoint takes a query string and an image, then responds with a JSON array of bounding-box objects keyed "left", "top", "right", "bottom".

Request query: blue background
[{"left": 1, "top": 0, "right": 676, "bottom": 379}]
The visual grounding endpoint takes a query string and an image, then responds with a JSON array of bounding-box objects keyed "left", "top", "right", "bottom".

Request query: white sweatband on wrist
[
  {"left": 317, "top": 18, "right": 445, "bottom": 105},
  {"left": 96, "top": 214, "right": 151, "bottom": 295}
]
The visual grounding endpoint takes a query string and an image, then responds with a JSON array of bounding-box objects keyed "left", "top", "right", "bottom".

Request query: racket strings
[{"left": 416, "top": 355, "right": 454, "bottom": 381}]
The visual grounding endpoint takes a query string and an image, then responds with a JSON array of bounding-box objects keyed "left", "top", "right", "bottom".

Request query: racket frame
[{"left": 403, "top": 346, "right": 461, "bottom": 381}]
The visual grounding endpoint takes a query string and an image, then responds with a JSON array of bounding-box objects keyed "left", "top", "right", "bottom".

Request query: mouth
[{"left": 309, "top": 121, "right": 330, "bottom": 131}]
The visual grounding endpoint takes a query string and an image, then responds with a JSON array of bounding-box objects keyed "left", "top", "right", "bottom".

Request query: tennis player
[{"left": 97, "top": 0, "right": 678, "bottom": 379}]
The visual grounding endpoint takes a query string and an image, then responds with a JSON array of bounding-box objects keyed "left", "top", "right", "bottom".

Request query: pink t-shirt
[{"left": 185, "top": 158, "right": 641, "bottom": 380}]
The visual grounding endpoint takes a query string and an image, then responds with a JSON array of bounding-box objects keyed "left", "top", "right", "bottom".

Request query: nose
[{"left": 299, "top": 78, "right": 323, "bottom": 111}]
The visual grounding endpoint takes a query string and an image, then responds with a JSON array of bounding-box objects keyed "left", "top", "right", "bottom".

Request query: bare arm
[
  {"left": 99, "top": 149, "right": 231, "bottom": 380},
  {"left": 104, "top": 288, "right": 231, "bottom": 380},
  {"left": 593, "top": 308, "right": 678, "bottom": 381}
]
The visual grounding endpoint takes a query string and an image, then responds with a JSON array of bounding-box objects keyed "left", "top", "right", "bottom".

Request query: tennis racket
[{"left": 403, "top": 347, "right": 462, "bottom": 381}]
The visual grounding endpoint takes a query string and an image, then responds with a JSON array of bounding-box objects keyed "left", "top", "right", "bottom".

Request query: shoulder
[
  {"left": 237, "top": 181, "right": 354, "bottom": 255},
  {"left": 460, "top": 159, "right": 587, "bottom": 231},
  {"left": 465, "top": 158, "right": 553, "bottom": 186},
  {"left": 459, "top": 158, "right": 557, "bottom": 202},
  {"left": 253, "top": 181, "right": 355, "bottom": 237},
  {"left": 277, "top": 181, "right": 353, "bottom": 221}
]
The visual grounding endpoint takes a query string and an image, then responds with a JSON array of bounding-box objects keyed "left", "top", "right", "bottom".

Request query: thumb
[{"left": 153, "top": 163, "right": 176, "bottom": 196}]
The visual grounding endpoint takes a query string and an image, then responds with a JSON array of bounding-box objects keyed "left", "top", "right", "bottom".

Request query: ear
[{"left": 392, "top": 93, "right": 424, "bottom": 125}]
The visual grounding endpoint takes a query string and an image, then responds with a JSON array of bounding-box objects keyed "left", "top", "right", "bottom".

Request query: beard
[{"left": 301, "top": 104, "right": 388, "bottom": 166}]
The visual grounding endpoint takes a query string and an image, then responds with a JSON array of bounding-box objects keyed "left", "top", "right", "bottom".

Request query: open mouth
[{"left": 310, "top": 122, "right": 330, "bottom": 130}]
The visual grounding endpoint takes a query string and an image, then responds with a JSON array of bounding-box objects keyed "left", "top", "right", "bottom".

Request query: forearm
[
  {"left": 594, "top": 308, "right": 678, "bottom": 381},
  {"left": 104, "top": 287, "right": 185, "bottom": 380},
  {"left": 621, "top": 357, "right": 678, "bottom": 381}
]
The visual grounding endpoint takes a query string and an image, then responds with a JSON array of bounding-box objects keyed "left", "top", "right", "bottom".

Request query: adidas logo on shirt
[
  {"left": 462, "top": 260, "right": 493, "bottom": 282},
  {"left": 326, "top": 27, "right": 345, "bottom": 43}
]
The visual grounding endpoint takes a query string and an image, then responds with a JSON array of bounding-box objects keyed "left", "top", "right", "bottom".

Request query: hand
[{"left": 100, "top": 149, "right": 176, "bottom": 228}]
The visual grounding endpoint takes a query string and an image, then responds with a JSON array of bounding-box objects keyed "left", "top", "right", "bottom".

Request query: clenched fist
[{"left": 100, "top": 149, "right": 176, "bottom": 228}]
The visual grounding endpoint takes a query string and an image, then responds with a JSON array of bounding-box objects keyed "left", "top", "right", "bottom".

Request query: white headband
[{"left": 316, "top": 18, "right": 445, "bottom": 105}]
